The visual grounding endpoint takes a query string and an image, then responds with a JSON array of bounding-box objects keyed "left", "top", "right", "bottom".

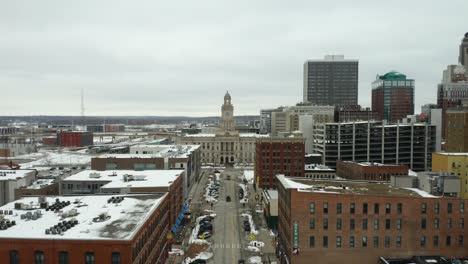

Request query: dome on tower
[{"left": 224, "top": 91, "right": 231, "bottom": 100}]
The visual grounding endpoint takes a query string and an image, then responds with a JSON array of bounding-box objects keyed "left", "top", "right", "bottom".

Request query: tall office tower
[
  {"left": 437, "top": 65, "right": 468, "bottom": 137},
  {"left": 459, "top": 32, "right": 468, "bottom": 67},
  {"left": 371, "top": 71, "right": 415, "bottom": 122},
  {"left": 445, "top": 106, "right": 468, "bottom": 152},
  {"left": 303, "top": 55, "right": 358, "bottom": 107}
]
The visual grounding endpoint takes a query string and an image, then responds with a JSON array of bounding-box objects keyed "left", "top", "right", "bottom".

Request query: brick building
[
  {"left": 445, "top": 107, "right": 468, "bottom": 152},
  {"left": 15, "top": 179, "right": 59, "bottom": 199},
  {"left": 276, "top": 175, "right": 467, "bottom": 264},
  {"left": 57, "top": 131, "right": 93, "bottom": 147},
  {"left": 61, "top": 170, "right": 184, "bottom": 227},
  {"left": 91, "top": 145, "right": 200, "bottom": 197},
  {"left": 0, "top": 194, "right": 171, "bottom": 264},
  {"left": 255, "top": 137, "right": 305, "bottom": 189},
  {"left": 336, "top": 161, "right": 409, "bottom": 181}
]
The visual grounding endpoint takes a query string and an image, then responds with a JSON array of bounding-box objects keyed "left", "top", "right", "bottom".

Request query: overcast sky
[{"left": 0, "top": 1, "right": 467, "bottom": 116}]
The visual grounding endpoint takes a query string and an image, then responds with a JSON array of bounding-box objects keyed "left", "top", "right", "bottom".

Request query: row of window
[
  {"left": 310, "top": 217, "right": 465, "bottom": 230},
  {"left": 309, "top": 235, "right": 464, "bottom": 249},
  {"left": 9, "top": 251, "right": 120, "bottom": 264},
  {"left": 310, "top": 202, "right": 465, "bottom": 214}
]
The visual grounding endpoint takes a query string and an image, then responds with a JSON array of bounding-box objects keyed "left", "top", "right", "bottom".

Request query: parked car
[{"left": 226, "top": 196, "right": 231, "bottom": 202}]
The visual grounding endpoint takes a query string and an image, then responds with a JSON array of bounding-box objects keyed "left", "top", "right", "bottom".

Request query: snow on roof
[
  {"left": 266, "top": 190, "right": 278, "bottom": 199},
  {"left": 404, "top": 188, "right": 437, "bottom": 198},
  {"left": 183, "top": 133, "right": 268, "bottom": 138},
  {"left": 0, "top": 194, "right": 166, "bottom": 240},
  {"left": 0, "top": 170, "right": 35, "bottom": 181},
  {"left": 276, "top": 175, "right": 312, "bottom": 189},
  {"left": 434, "top": 152, "right": 468, "bottom": 156},
  {"left": 25, "top": 179, "right": 56, "bottom": 189},
  {"left": 128, "top": 144, "right": 200, "bottom": 158},
  {"left": 64, "top": 170, "right": 183, "bottom": 189},
  {"left": 305, "top": 164, "right": 334, "bottom": 171}
]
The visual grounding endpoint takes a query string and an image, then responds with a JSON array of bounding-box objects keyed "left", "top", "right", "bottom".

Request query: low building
[
  {"left": 305, "top": 154, "right": 322, "bottom": 165},
  {"left": 262, "top": 189, "right": 278, "bottom": 230},
  {"left": 57, "top": 131, "right": 93, "bottom": 147},
  {"left": 336, "top": 161, "right": 408, "bottom": 181},
  {"left": 276, "top": 175, "right": 467, "bottom": 264},
  {"left": 334, "top": 105, "right": 379, "bottom": 122},
  {"left": 0, "top": 170, "right": 36, "bottom": 206},
  {"left": 254, "top": 136, "right": 305, "bottom": 189},
  {"left": 0, "top": 194, "right": 171, "bottom": 264},
  {"left": 0, "top": 143, "right": 36, "bottom": 157},
  {"left": 61, "top": 170, "right": 184, "bottom": 227},
  {"left": 304, "top": 164, "right": 335, "bottom": 179},
  {"left": 14, "top": 179, "right": 59, "bottom": 199},
  {"left": 92, "top": 144, "right": 200, "bottom": 197},
  {"left": 432, "top": 152, "right": 468, "bottom": 198}
]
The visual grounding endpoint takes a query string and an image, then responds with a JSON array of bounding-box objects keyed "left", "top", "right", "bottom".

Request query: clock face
[{"left": 225, "top": 112, "right": 230, "bottom": 117}]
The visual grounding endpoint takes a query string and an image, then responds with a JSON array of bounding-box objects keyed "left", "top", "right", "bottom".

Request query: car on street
[
  {"left": 238, "top": 260, "right": 245, "bottom": 264},
  {"left": 226, "top": 196, "right": 231, "bottom": 202}
]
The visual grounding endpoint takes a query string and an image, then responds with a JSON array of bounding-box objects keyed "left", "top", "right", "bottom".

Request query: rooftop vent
[
  {"left": 89, "top": 172, "right": 101, "bottom": 178},
  {"left": 93, "top": 212, "right": 110, "bottom": 222}
]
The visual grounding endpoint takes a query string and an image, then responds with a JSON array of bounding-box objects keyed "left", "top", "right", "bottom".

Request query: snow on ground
[
  {"left": 189, "top": 215, "right": 212, "bottom": 245},
  {"left": 247, "top": 245, "right": 260, "bottom": 252},
  {"left": 244, "top": 170, "right": 254, "bottom": 184},
  {"left": 169, "top": 248, "right": 184, "bottom": 256},
  {"left": 249, "top": 256, "right": 263, "bottom": 263},
  {"left": 239, "top": 183, "right": 250, "bottom": 204},
  {"left": 183, "top": 251, "right": 213, "bottom": 264},
  {"left": 204, "top": 179, "right": 219, "bottom": 203},
  {"left": 249, "top": 241, "right": 265, "bottom": 248},
  {"left": 241, "top": 213, "right": 258, "bottom": 235}
]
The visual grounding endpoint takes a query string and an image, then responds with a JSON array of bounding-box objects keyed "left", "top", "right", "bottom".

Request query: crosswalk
[{"left": 212, "top": 243, "right": 243, "bottom": 249}]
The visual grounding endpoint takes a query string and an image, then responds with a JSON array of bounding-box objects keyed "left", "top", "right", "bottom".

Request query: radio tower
[{"left": 81, "top": 88, "right": 85, "bottom": 125}]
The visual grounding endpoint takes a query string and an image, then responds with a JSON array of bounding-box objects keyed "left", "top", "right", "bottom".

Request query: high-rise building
[
  {"left": 459, "top": 32, "right": 468, "bottom": 67},
  {"left": 445, "top": 107, "right": 468, "bottom": 153},
  {"left": 437, "top": 65, "right": 468, "bottom": 138},
  {"left": 260, "top": 108, "right": 284, "bottom": 134},
  {"left": 371, "top": 71, "right": 415, "bottom": 122},
  {"left": 303, "top": 55, "right": 358, "bottom": 107}
]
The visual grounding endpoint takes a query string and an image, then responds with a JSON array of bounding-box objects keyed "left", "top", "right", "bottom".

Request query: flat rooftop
[
  {"left": 433, "top": 152, "right": 468, "bottom": 156},
  {"left": 0, "top": 194, "right": 166, "bottom": 240},
  {"left": 305, "top": 164, "right": 335, "bottom": 171},
  {"left": 0, "top": 170, "right": 35, "bottom": 181},
  {"left": 183, "top": 133, "right": 269, "bottom": 138},
  {"left": 64, "top": 170, "right": 184, "bottom": 189},
  {"left": 276, "top": 175, "right": 436, "bottom": 198},
  {"left": 24, "top": 179, "right": 56, "bottom": 189}
]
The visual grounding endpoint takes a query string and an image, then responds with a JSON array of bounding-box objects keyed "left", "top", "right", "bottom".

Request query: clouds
[{"left": 0, "top": 0, "right": 466, "bottom": 116}]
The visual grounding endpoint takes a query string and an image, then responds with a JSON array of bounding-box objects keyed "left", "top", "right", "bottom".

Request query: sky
[{"left": 0, "top": 0, "right": 467, "bottom": 117}]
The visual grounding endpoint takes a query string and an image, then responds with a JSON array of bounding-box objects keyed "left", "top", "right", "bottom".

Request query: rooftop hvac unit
[{"left": 89, "top": 172, "right": 101, "bottom": 178}]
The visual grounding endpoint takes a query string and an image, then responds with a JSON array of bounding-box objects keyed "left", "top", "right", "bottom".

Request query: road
[{"left": 210, "top": 168, "right": 243, "bottom": 264}]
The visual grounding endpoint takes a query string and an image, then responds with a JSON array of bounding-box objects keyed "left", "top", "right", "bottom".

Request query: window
[
  {"left": 323, "top": 219, "right": 328, "bottom": 230},
  {"left": 111, "top": 252, "right": 121, "bottom": 264},
  {"left": 35, "top": 251, "right": 45, "bottom": 264},
  {"left": 396, "top": 236, "right": 401, "bottom": 248},
  {"left": 85, "top": 252, "right": 95, "bottom": 264},
  {"left": 385, "top": 219, "right": 391, "bottom": 230},
  {"left": 336, "top": 218, "right": 342, "bottom": 230},
  {"left": 446, "top": 236, "right": 451, "bottom": 246},
  {"left": 309, "top": 218, "right": 315, "bottom": 229},
  {"left": 448, "top": 203, "right": 453, "bottom": 214},
  {"left": 460, "top": 218, "right": 465, "bottom": 229},
  {"left": 434, "top": 236, "right": 439, "bottom": 247},
  {"left": 309, "top": 236, "right": 315, "bottom": 247},
  {"left": 385, "top": 236, "right": 391, "bottom": 248},
  {"left": 59, "top": 251, "right": 68, "bottom": 264},
  {"left": 362, "top": 219, "right": 368, "bottom": 230},
  {"left": 363, "top": 203, "right": 368, "bottom": 214},
  {"left": 9, "top": 250, "right": 19, "bottom": 264},
  {"left": 420, "top": 236, "right": 426, "bottom": 247},
  {"left": 461, "top": 202, "right": 465, "bottom": 213},
  {"left": 323, "top": 202, "right": 328, "bottom": 214},
  {"left": 373, "top": 236, "right": 379, "bottom": 248},
  {"left": 458, "top": 235, "right": 464, "bottom": 247},
  {"left": 323, "top": 236, "right": 328, "bottom": 248},
  {"left": 349, "top": 236, "right": 355, "bottom": 248},
  {"left": 374, "top": 219, "right": 379, "bottom": 230},
  {"left": 421, "top": 218, "right": 427, "bottom": 229},
  {"left": 336, "top": 236, "right": 342, "bottom": 248},
  {"left": 421, "top": 203, "right": 427, "bottom": 214},
  {"left": 397, "top": 219, "right": 402, "bottom": 230},
  {"left": 310, "top": 203, "right": 315, "bottom": 213},
  {"left": 337, "top": 203, "right": 342, "bottom": 214},
  {"left": 397, "top": 203, "right": 402, "bottom": 214},
  {"left": 374, "top": 203, "right": 379, "bottom": 214},
  {"left": 448, "top": 218, "right": 452, "bottom": 228},
  {"left": 362, "top": 236, "right": 368, "bottom": 247},
  {"left": 349, "top": 219, "right": 355, "bottom": 230},
  {"left": 434, "top": 218, "right": 439, "bottom": 229},
  {"left": 350, "top": 203, "right": 355, "bottom": 214},
  {"left": 385, "top": 203, "right": 391, "bottom": 214},
  {"left": 435, "top": 203, "right": 440, "bottom": 214}
]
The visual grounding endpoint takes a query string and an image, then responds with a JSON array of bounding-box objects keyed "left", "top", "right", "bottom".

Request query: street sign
[{"left": 250, "top": 233, "right": 255, "bottom": 241}]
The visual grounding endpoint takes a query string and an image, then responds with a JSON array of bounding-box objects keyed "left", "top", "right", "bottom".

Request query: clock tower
[{"left": 218, "top": 91, "right": 238, "bottom": 135}]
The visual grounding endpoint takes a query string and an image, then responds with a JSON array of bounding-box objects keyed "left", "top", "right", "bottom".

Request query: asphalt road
[{"left": 210, "top": 168, "right": 244, "bottom": 264}]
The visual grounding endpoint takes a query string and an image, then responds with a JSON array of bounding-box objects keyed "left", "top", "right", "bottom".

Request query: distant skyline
[{"left": 0, "top": 1, "right": 467, "bottom": 116}]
